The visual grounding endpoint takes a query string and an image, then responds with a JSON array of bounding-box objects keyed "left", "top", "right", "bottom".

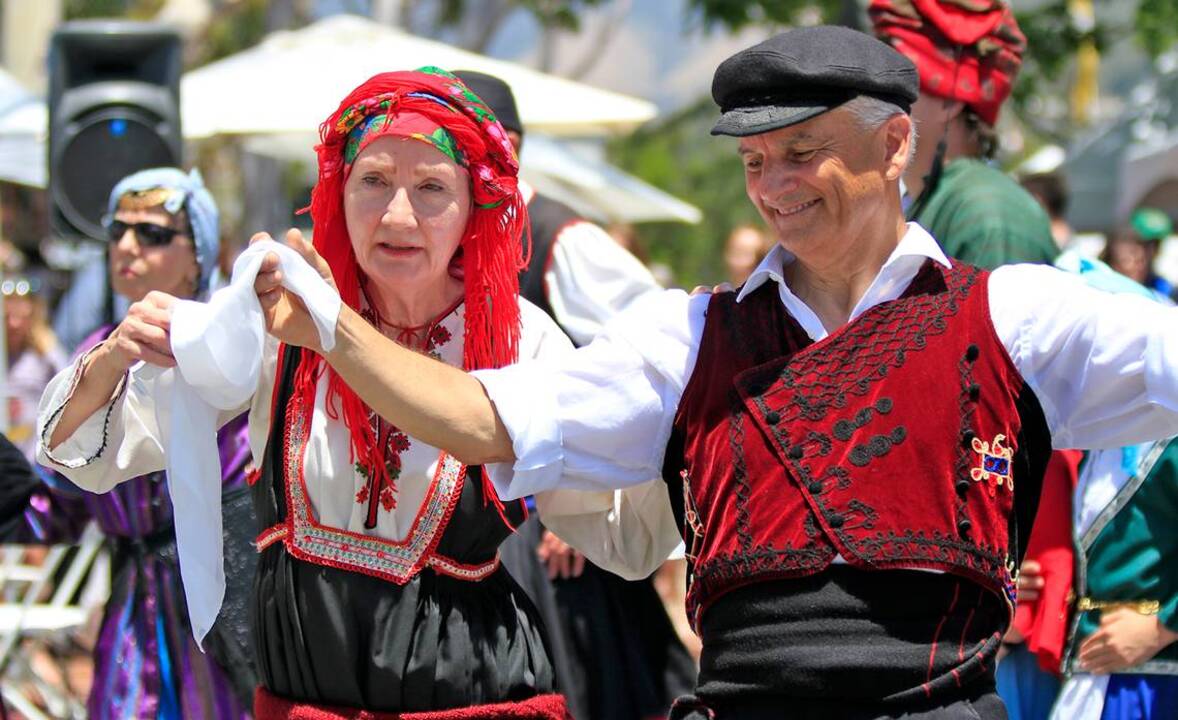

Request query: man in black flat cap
[{"left": 259, "top": 25, "right": 1178, "bottom": 719}]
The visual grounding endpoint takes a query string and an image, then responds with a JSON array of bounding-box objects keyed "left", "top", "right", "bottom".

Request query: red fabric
[
  {"left": 296, "top": 69, "right": 528, "bottom": 521},
  {"left": 869, "top": 0, "right": 1025, "bottom": 125},
  {"left": 1011, "top": 449, "right": 1080, "bottom": 676},
  {"left": 674, "top": 263, "right": 1045, "bottom": 629},
  {"left": 254, "top": 687, "right": 571, "bottom": 720},
  {"left": 352, "top": 111, "right": 449, "bottom": 158}
]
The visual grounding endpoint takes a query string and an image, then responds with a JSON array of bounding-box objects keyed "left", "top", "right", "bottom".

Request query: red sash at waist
[{"left": 254, "top": 687, "right": 571, "bottom": 720}]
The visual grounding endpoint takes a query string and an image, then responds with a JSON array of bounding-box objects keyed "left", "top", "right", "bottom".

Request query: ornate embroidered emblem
[{"left": 970, "top": 433, "right": 1013, "bottom": 496}]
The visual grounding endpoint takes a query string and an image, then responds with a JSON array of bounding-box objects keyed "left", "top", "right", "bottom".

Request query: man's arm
[
  {"left": 326, "top": 305, "right": 515, "bottom": 466},
  {"left": 256, "top": 233, "right": 704, "bottom": 498},
  {"left": 990, "top": 264, "right": 1178, "bottom": 450}
]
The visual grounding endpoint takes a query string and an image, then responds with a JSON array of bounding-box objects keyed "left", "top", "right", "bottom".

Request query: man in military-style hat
[{"left": 250, "top": 24, "right": 1178, "bottom": 720}]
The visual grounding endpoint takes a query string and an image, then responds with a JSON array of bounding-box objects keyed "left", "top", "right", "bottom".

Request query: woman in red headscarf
[{"left": 41, "top": 67, "right": 584, "bottom": 719}]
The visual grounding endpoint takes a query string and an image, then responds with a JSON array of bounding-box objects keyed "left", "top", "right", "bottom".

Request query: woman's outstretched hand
[{"left": 252, "top": 229, "right": 337, "bottom": 352}]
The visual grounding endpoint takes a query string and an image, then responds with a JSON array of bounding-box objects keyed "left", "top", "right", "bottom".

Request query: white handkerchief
[{"left": 164, "top": 240, "right": 341, "bottom": 645}]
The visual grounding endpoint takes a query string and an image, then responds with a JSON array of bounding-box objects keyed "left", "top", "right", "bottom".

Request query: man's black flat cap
[
  {"left": 711, "top": 25, "right": 918, "bottom": 137},
  {"left": 453, "top": 70, "right": 524, "bottom": 136}
]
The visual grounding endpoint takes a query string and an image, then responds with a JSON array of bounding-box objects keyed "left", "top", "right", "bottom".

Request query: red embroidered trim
[
  {"left": 257, "top": 522, "right": 499, "bottom": 582},
  {"left": 245, "top": 467, "right": 262, "bottom": 487},
  {"left": 279, "top": 390, "right": 468, "bottom": 585},
  {"left": 255, "top": 525, "right": 288, "bottom": 552},
  {"left": 254, "top": 685, "right": 571, "bottom": 720},
  {"left": 428, "top": 553, "right": 501, "bottom": 581}
]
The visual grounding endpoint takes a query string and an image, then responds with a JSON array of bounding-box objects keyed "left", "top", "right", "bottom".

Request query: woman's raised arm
[{"left": 46, "top": 291, "right": 176, "bottom": 451}]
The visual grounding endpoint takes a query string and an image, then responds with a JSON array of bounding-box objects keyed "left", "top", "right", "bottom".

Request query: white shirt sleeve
[
  {"left": 989, "top": 264, "right": 1178, "bottom": 449},
  {"left": 36, "top": 336, "right": 277, "bottom": 495},
  {"left": 483, "top": 293, "right": 701, "bottom": 579},
  {"left": 535, "top": 479, "right": 682, "bottom": 581},
  {"left": 476, "top": 289, "right": 707, "bottom": 498},
  {"left": 544, "top": 221, "right": 663, "bottom": 346}
]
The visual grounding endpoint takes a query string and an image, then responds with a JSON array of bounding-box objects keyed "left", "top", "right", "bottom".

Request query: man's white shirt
[{"left": 477, "top": 223, "right": 1178, "bottom": 578}]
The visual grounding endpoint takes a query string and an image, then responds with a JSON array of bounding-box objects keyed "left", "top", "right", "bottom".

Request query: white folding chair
[{"left": 0, "top": 523, "right": 109, "bottom": 720}]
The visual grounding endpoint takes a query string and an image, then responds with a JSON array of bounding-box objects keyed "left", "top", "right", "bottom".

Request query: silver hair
[{"left": 842, "top": 95, "right": 918, "bottom": 165}]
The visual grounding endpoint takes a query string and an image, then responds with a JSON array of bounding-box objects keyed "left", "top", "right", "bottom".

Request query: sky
[{"left": 472, "top": 0, "right": 772, "bottom": 113}]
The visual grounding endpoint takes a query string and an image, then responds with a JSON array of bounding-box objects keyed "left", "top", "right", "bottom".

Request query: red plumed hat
[{"left": 869, "top": 0, "right": 1026, "bottom": 125}]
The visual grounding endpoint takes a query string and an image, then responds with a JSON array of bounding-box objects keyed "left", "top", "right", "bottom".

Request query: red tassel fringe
[{"left": 295, "top": 71, "right": 529, "bottom": 528}]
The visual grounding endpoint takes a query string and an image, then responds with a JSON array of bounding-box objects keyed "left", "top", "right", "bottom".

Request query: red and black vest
[{"left": 665, "top": 261, "right": 1051, "bottom": 633}]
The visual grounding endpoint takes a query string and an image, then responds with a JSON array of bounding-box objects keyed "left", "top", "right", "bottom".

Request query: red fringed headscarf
[
  {"left": 869, "top": 0, "right": 1025, "bottom": 125},
  {"left": 294, "top": 67, "right": 528, "bottom": 520}
]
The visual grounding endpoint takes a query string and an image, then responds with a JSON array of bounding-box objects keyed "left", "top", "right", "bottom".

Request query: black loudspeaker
[{"left": 48, "top": 21, "right": 182, "bottom": 240}]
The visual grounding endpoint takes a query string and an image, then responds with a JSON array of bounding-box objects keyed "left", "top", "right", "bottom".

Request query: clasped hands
[{"left": 96, "top": 229, "right": 337, "bottom": 376}]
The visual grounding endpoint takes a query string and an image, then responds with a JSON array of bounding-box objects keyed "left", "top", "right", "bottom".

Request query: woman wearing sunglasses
[{"left": 8, "top": 168, "right": 253, "bottom": 719}]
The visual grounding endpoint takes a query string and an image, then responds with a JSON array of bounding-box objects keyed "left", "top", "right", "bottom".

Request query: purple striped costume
[{"left": 4, "top": 326, "right": 250, "bottom": 720}]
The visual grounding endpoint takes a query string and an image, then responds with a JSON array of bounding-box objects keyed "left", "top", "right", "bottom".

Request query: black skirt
[
  {"left": 252, "top": 545, "right": 555, "bottom": 711},
  {"left": 250, "top": 345, "right": 557, "bottom": 712}
]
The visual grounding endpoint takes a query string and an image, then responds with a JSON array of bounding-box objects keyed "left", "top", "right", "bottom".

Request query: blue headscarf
[{"left": 104, "top": 167, "right": 220, "bottom": 294}]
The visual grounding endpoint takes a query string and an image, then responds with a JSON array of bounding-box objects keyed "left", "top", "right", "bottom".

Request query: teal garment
[
  {"left": 1064, "top": 440, "right": 1178, "bottom": 675},
  {"left": 1054, "top": 251, "right": 1159, "bottom": 302},
  {"left": 911, "top": 158, "right": 1058, "bottom": 270}
]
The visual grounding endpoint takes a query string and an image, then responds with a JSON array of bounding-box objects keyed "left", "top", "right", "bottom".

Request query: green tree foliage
[
  {"left": 689, "top": 0, "right": 1178, "bottom": 62},
  {"left": 689, "top": 0, "right": 1178, "bottom": 139},
  {"left": 514, "top": 0, "right": 610, "bottom": 31},
  {"left": 688, "top": 0, "right": 863, "bottom": 29},
  {"left": 196, "top": 0, "right": 269, "bottom": 66},
  {"left": 399, "top": 0, "right": 609, "bottom": 52},
  {"left": 608, "top": 99, "right": 764, "bottom": 287},
  {"left": 1136, "top": 0, "right": 1178, "bottom": 57},
  {"left": 64, "top": 0, "right": 163, "bottom": 19}
]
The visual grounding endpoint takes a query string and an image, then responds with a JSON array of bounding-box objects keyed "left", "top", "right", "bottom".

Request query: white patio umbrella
[
  {"left": 181, "top": 13, "right": 657, "bottom": 139},
  {"left": 0, "top": 68, "right": 47, "bottom": 188},
  {"left": 520, "top": 134, "right": 701, "bottom": 224},
  {"left": 0, "top": 102, "right": 46, "bottom": 188},
  {"left": 0, "top": 15, "right": 688, "bottom": 222}
]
